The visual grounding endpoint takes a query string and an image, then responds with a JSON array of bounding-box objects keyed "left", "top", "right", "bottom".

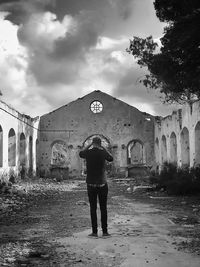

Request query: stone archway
[
  {"left": 161, "top": 135, "right": 167, "bottom": 164},
  {"left": 50, "top": 140, "right": 71, "bottom": 179},
  {"left": 81, "top": 134, "right": 111, "bottom": 176},
  {"left": 155, "top": 138, "right": 159, "bottom": 164},
  {"left": 180, "top": 127, "right": 190, "bottom": 167},
  {"left": 170, "top": 132, "right": 177, "bottom": 164},
  {"left": 83, "top": 134, "right": 110, "bottom": 149},
  {"left": 194, "top": 121, "right": 200, "bottom": 166},
  {"left": 19, "top": 133, "right": 26, "bottom": 166},
  {"left": 36, "top": 139, "right": 39, "bottom": 175},
  {"left": 127, "top": 140, "right": 144, "bottom": 165},
  {"left": 51, "top": 140, "right": 68, "bottom": 167},
  {"left": 29, "top": 136, "right": 33, "bottom": 172},
  {"left": 8, "top": 128, "right": 16, "bottom": 167}
]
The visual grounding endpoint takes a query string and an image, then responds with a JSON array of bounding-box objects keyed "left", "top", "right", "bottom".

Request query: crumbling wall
[
  {"left": 155, "top": 101, "right": 200, "bottom": 168},
  {"left": 38, "top": 91, "right": 155, "bottom": 178},
  {"left": 0, "top": 100, "right": 39, "bottom": 181}
]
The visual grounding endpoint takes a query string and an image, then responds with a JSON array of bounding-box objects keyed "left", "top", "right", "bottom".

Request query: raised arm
[
  {"left": 79, "top": 143, "right": 92, "bottom": 158},
  {"left": 101, "top": 146, "right": 113, "bottom": 162}
]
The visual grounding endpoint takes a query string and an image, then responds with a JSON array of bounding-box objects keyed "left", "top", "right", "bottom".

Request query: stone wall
[
  {"left": 38, "top": 91, "right": 155, "bottom": 178},
  {"left": 2, "top": 90, "right": 199, "bottom": 179}
]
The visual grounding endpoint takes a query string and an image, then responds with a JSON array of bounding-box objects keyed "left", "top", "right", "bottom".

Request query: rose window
[{"left": 90, "top": 101, "right": 103, "bottom": 113}]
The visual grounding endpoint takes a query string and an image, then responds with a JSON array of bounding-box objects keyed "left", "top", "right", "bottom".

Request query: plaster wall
[
  {"left": 155, "top": 101, "right": 200, "bottom": 168},
  {"left": 38, "top": 91, "right": 155, "bottom": 177},
  {"left": 0, "top": 100, "right": 39, "bottom": 180}
]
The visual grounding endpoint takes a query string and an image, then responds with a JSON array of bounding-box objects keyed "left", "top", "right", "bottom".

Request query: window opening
[{"left": 90, "top": 101, "right": 103, "bottom": 113}]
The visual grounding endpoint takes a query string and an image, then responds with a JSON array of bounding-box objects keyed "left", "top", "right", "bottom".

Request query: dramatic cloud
[
  {"left": 0, "top": 0, "right": 54, "bottom": 24},
  {"left": 17, "top": 11, "right": 89, "bottom": 85},
  {"left": 0, "top": 0, "right": 171, "bottom": 117},
  {"left": 1, "top": 0, "right": 107, "bottom": 86}
]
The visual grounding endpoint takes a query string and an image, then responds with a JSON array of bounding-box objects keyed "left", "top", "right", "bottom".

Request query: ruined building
[
  {"left": 0, "top": 100, "right": 39, "bottom": 179},
  {"left": 155, "top": 101, "right": 200, "bottom": 169},
  {"left": 0, "top": 90, "right": 200, "bottom": 180},
  {"left": 38, "top": 91, "right": 154, "bottom": 178}
]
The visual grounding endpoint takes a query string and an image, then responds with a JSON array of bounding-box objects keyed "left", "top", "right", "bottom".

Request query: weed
[{"left": 149, "top": 162, "right": 200, "bottom": 195}]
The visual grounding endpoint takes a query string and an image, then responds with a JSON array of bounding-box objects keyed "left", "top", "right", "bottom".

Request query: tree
[{"left": 127, "top": 0, "right": 200, "bottom": 103}]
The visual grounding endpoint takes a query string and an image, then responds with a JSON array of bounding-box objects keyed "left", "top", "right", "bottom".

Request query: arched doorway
[
  {"left": 8, "top": 128, "right": 16, "bottom": 166},
  {"left": 36, "top": 139, "right": 39, "bottom": 175},
  {"left": 180, "top": 127, "right": 190, "bottom": 167},
  {"left": 83, "top": 134, "right": 110, "bottom": 149},
  {"left": 155, "top": 138, "right": 159, "bottom": 164},
  {"left": 194, "top": 122, "right": 200, "bottom": 166},
  {"left": 161, "top": 135, "right": 167, "bottom": 164},
  {"left": 170, "top": 132, "right": 177, "bottom": 164},
  {"left": 50, "top": 140, "right": 70, "bottom": 179},
  {"left": 51, "top": 140, "right": 68, "bottom": 167},
  {"left": 127, "top": 140, "right": 144, "bottom": 165},
  {"left": 29, "top": 136, "right": 33, "bottom": 172},
  {"left": 81, "top": 134, "right": 111, "bottom": 175},
  {"left": 0, "top": 125, "right": 3, "bottom": 167},
  {"left": 19, "top": 133, "right": 26, "bottom": 166}
]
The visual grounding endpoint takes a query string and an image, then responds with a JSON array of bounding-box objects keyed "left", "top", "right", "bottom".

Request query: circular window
[{"left": 90, "top": 101, "right": 103, "bottom": 113}]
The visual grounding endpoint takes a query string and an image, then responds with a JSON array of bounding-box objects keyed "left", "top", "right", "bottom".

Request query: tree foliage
[{"left": 127, "top": 0, "right": 200, "bottom": 103}]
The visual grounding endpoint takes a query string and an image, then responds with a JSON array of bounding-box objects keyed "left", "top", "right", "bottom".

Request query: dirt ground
[{"left": 0, "top": 178, "right": 200, "bottom": 267}]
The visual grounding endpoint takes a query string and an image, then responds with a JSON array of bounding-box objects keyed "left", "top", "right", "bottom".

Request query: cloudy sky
[{"left": 0, "top": 0, "right": 178, "bottom": 117}]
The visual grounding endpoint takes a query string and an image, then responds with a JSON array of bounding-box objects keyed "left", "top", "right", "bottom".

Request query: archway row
[
  {"left": 156, "top": 126, "right": 192, "bottom": 167},
  {"left": 0, "top": 127, "right": 34, "bottom": 169}
]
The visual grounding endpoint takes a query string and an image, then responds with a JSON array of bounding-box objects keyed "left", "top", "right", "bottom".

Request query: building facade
[
  {"left": 38, "top": 91, "right": 155, "bottom": 178},
  {"left": 0, "top": 90, "right": 200, "bottom": 181}
]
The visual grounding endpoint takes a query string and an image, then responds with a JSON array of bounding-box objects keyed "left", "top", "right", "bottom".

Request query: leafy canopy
[{"left": 127, "top": 0, "right": 200, "bottom": 103}]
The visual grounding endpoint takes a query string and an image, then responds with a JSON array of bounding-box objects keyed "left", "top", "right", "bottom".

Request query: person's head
[{"left": 92, "top": 137, "right": 101, "bottom": 147}]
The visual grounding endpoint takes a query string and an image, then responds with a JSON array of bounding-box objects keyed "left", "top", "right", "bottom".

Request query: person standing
[{"left": 79, "top": 137, "right": 113, "bottom": 237}]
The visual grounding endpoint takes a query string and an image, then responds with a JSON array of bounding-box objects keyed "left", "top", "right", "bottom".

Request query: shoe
[
  {"left": 88, "top": 233, "right": 98, "bottom": 237},
  {"left": 102, "top": 232, "right": 111, "bottom": 237}
]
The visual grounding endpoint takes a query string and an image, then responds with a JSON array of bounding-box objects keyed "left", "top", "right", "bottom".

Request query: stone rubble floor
[{"left": 0, "top": 178, "right": 200, "bottom": 266}]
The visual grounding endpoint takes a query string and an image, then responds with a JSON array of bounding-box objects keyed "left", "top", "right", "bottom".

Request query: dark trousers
[{"left": 87, "top": 183, "right": 108, "bottom": 234}]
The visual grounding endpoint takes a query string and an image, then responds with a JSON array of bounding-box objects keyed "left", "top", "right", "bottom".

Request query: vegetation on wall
[
  {"left": 127, "top": 0, "right": 200, "bottom": 104},
  {"left": 150, "top": 162, "right": 200, "bottom": 195}
]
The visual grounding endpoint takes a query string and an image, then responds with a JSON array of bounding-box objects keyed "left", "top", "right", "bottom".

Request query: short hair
[{"left": 92, "top": 137, "right": 101, "bottom": 146}]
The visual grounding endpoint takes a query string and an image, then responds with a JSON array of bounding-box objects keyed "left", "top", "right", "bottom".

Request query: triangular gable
[{"left": 42, "top": 90, "right": 152, "bottom": 117}]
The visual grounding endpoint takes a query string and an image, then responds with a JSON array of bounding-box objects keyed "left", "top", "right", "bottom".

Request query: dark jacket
[{"left": 79, "top": 147, "right": 113, "bottom": 184}]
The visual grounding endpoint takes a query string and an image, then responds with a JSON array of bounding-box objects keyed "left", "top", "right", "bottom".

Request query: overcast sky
[{"left": 0, "top": 0, "right": 179, "bottom": 117}]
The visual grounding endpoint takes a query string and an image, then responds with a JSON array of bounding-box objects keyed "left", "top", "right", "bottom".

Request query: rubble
[
  {"left": 76, "top": 200, "right": 88, "bottom": 206},
  {"left": 0, "top": 178, "right": 79, "bottom": 223}
]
